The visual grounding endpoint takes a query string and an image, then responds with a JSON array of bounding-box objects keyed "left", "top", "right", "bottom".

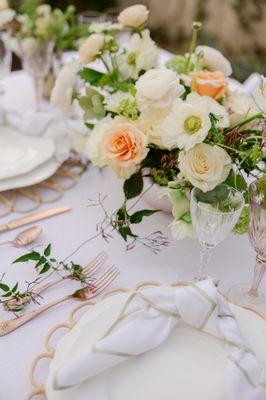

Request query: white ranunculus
[
  {"left": 117, "top": 29, "right": 158, "bottom": 80},
  {"left": 87, "top": 116, "right": 112, "bottom": 167},
  {"left": 170, "top": 220, "right": 194, "bottom": 240},
  {"left": 79, "top": 34, "right": 104, "bottom": 65},
  {"left": 136, "top": 68, "right": 184, "bottom": 111},
  {"left": 0, "top": 8, "right": 15, "bottom": 28},
  {"left": 162, "top": 93, "right": 211, "bottom": 151},
  {"left": 118, "top": 4, "right": 149, "bottom": 28},
  {"left": 227, "top": 93, "right": 260, "bottom": 127},
  {"left": 0, "top": 0, "right": 8, "bottom": 11},
  {"left": 179, "top": 143, "right": 231, "bottom": 192},
  {"left": 252, "top": 75, "right": 266, "bottom": 114},
  {"left": 50, "top": 66, "right": 78, "bottom": 116},
  {"left": 105, "top": 91, "right": 135, "bottom": 113},
  {"left": 139, "top": 106, "right": 171, "bottom": 149},
  {"left": 196, "top": 45, "right": 232, "bottom": 77}
]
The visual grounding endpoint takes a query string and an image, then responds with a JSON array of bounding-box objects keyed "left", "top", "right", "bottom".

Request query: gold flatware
[
  {"left": 0, "top": 206, "right": 71, "bottom": 233},
  {"left": 33, "top": 251, "right": 108, "bottom": 296},
  {"left": 0, "top": 226, "right": 42, "bottom": 247},
  {"left": 4, "top": 251, "right": 109, "bottom": 312},
  {"left": 0, "top": 265, "right": 120, "bottom": 335}
]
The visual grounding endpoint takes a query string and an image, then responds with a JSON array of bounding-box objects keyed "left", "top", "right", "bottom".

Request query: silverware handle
[
  {"left": 33, "top": 276, "right": 65, "bottom": 296},
  {"left": 0, "top": 295, "right": 71, "bottom": 336}
]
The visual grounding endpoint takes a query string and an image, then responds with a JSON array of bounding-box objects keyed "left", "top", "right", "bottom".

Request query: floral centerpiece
[{"left": 51, "top": 4, "right": 266, "bottom": 242}]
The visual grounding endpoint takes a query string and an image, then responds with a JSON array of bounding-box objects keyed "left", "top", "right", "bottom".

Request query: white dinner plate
[
  {"left": 0, "top": 125, "right": 55, "bottom": 180},
  {"left": 46, "top": 289, "right": 266, "bottom": 400},
  {"left": 0, "top": 157, "right": 61, "bottom": 192}
]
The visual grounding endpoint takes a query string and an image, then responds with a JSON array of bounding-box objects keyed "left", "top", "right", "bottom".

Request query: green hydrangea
[
  {"left": 118, "top": 98, "right": 139, "bottom": 120},
  {"left": 232, "top": 207, "right": 249, "bottom": 234}
]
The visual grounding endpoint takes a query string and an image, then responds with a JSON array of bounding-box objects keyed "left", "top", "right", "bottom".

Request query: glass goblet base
[
  {"left": 228, "top": 284, "right": 266, "bottom": 313},
  {"left": 178, "top": 267, "right": 212, "bottom": 283}
]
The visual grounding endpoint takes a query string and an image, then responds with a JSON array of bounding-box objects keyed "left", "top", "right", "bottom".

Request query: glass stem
[
  {"left": 196, "top": 243, "right": 213, "bottom": 281},
  {"left": 34, "top": 76, "right": 43, "bottom": 111},
  {"left": 248, "top": 255, "right": 266, "bottom": 298}
]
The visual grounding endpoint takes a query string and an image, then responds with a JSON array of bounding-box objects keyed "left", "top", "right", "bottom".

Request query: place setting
[{"left": 0, "top": 1, "right": 265, "bottom": 400}]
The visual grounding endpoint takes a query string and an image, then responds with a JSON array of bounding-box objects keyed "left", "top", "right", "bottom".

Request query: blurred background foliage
[{"left": 12, "top": 0, "right": 266, "bottom": 82}]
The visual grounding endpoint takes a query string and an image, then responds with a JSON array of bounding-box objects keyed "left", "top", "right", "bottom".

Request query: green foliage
[
  {"left": 123, "top": 171, "right": 143, "bottom": 199},
  {"left": 130, "top": 209, "right": 159, "bottom": 224},
  {"left": 225, "top": 170, "right": 247, "bottom": 193},
  {"left": 79, "top": 87, "right": 105, "bottom": 120},
  {"left": 208, "top": 113, "right": 225, "bottom": 144},
  {"left": 78, "top": 68, "right": 104, "bottom": 85},
  {"left": 142, "top": 146, "right": 180, "bottom": 186},
  {"left": 166, "top": 55, "right": 194, "bottom": 74}
]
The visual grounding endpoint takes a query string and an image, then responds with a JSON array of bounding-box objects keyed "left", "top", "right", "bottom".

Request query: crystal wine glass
[
  {"left": 190, "top": 184, "right": 244, "bottom": 281},
  {"left": 228, "top": 176, "right": 266, "bottom": 310},
  {"left": 0, "top": 31, "right": 12, "bottom": 80},
  {"left": 19, "top": 38, "right": 54, "bottom": 111}
]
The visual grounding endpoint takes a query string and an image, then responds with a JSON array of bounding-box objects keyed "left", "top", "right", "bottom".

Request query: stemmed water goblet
[
  {"left": 228, "top": 176, "right": 266, "bottom": 310},
  {"left": 19, "top": 38, "right": 54, "bottom": 111},
  {"left": 189, "top": 183, "right": 244, "bottom": 281}
]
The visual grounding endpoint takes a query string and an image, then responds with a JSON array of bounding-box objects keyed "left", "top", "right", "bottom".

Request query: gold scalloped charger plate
[{"left": 28, "top": 281, "right": 266, "bottom": 400}]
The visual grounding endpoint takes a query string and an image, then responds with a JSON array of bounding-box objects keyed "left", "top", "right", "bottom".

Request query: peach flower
[
  {"left": 192, "top": 71, "right": 227, "bottom": 100},
  {"left": 103, "top": 119, "right": 148, "bottom": 179}
]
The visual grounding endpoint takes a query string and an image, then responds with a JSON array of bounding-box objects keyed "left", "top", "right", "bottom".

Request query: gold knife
[{"left": 0, "top": 206, "right": 71, "bottom": 233}]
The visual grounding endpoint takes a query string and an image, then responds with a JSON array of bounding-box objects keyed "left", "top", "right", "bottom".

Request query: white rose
[
  {"left": 118, "top": 4, "right": 149, "bottom": 28},
  {"left": 105, "top": 91, "right": 135, "bottom": 113},
  {"left": 117, "top": 30, "right": 158, "bottom": 80},
  {"left": 51, "top": 66, "right": 78, "bottom": 116},
  {"left": 0, "top": 0, "right": 8, "bottom": 11},
  {"left": 170, "top": 220, "right": 194, "bottom": 240},
  {"left": 136, "top": 68, "right": 183, "bottom": 111},
  {"left": 0, "top": 8, "right": 15, "bottom": 28},
  {"left": 179, "top": 143, "right": 231, "bottom": 192},
  {"left": 252, "top": 75, "right": 266, "bottom": 115},
  {"left": 196, "top": 45, "right": 232, "bottom": 77},
  {"left": 87, "top": 116, "right": 112, "bottom": 167},
  {"left": 79, "top": 34, "right": 104, "bottom": 65},
  {"left": 227, "top": 93, "right": 260, "bottom": 127}
]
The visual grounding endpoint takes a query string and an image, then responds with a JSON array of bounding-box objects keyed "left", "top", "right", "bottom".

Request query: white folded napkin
[{"left": 54, "top": 280, "right": 266, "bottom": 399}]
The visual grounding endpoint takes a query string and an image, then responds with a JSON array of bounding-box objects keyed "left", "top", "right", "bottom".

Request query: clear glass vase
[{"left": 19, "top": 38, "right": 54, "bottom": 111}]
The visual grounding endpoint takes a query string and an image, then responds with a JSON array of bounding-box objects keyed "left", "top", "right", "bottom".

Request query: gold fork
[
  {"left": 0, "top": 265, "right": 120, "bottom": 336},
  {"left": 33, "top": 251, "right": 109, "bottom": 296}
]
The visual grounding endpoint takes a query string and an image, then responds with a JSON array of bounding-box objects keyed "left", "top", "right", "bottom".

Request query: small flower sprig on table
[{"left": 0, "top": 244, "right": 92, "bottom": 314}]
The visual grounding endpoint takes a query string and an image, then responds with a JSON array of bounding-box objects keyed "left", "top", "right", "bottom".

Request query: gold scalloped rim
[{"left": 28, "top": 281, "right": 266, "bottom": 400}]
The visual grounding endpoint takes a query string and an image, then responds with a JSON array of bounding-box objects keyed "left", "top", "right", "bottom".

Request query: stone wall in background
[{"left": 120, "top": 0, "right": 266, "bottom": 54}]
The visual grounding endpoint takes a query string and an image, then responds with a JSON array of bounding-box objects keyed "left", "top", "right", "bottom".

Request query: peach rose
[
  {"left": 192, "top": 71, "right": 227, "bottom": 100},
  {"left": 103, "top": 119, "right": 149, "bottom": 179}
]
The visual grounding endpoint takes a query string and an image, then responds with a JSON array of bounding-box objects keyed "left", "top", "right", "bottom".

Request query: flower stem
[
  {"left": 185, "top": 21, "right": 202, "bottom": 74},
  {"left": 226, "top": 113, "right": 263, "bottom": 132}
]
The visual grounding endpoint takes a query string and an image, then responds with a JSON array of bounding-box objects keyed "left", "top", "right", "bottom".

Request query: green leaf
[
  {"left": 123, "top": 171, "right": 143, "bottom": 200},
  {"left": 44, "top": 244, "right": 51, "bottom": 257},
  {"left": 35, "top": 256, "right": 46, "bottom": 268},
  {"left": 12, "top": 282, "right": 19, "bottom": 293},
  {"left": 1, "top": 291, "right": 12, "bottom": 297},
  {"left": 116, "top": 206, "right": 129, "bottom": 222},
  {"left": 118, "top": 226, "right": 137, "bottom": 242},
  {"left": 39, "top": 263, "right": 50, "bottom": 274},
  {"left": 13, "top": 252, "right": 40, "bottom": 263},
  {"left": 0, "top": 283, "right": 9, "bottom": 292},
  {"left": 225, "top": 171, "right": 247, "bottom": 192},
  {"left": 78, "top": 68, "right": 104, "bottom": 85},
  {"left": 130, "top": 209, "right": 159, "bottom": 224}
]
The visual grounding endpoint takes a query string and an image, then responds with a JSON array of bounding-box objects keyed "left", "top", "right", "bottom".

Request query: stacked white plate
[{"left": 0, "top": 125, "right": 63, "bottom": 191}]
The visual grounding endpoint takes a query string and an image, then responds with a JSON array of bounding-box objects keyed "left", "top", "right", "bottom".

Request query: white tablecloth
[{"left": 0, "top": 67, "right": 259, "bottom": 400}]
